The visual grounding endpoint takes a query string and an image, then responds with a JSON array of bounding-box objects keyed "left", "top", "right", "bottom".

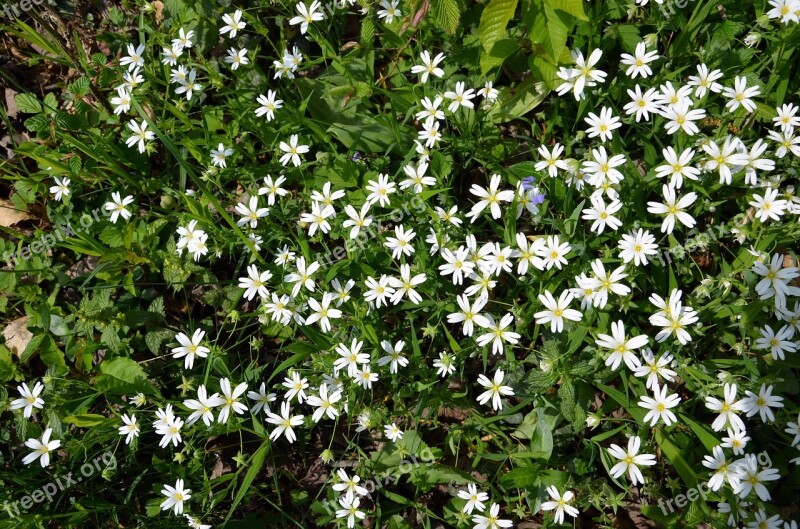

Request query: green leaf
[
  {"left": 486, "top": 76, "right": 548, "bottom": 123},
  {"left": 430, "top": 0, "right": 462, "bottom": 35},
  {"left": 15, "top": 93, "right": 42, "bottom": 114},
  {"left": 95, "top": 357, "right": 159, "bottom": 396},
  {"left": 478, "top": 0, "right": 518, "bottom": 53},
  {"left": 224, "top": 440, "right": 270, "bottom": 524},
  {"left": 545, "top": 0, "right": 588, "bottom": 20}
]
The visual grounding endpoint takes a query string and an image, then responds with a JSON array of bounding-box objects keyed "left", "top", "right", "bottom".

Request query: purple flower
[
  {"left": 532, "top": 192, "right": 546, "bottom": 205},
  {"left": 521, "top": 176, "right": 536, "bottom": 191},
  {"left": 351, "top": 151, "right": 362, "bottom": 162}
]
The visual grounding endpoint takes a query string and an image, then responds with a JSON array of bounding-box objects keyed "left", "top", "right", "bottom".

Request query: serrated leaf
[
  {"left": 430, "top": 0, "right": 462, "bottom": 35},
  {"left": 479, "top": 0, "right": 518, "bottom": 52},
  {"left": 15, "top": 93, "right": 42, "bottom": 114}
]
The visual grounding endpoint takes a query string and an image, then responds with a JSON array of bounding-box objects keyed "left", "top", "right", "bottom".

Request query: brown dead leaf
[
  {"left": 5, "top": 89, "right": 19, "bottom": 119},
  {"left": 0, "top": 198, "right": 32, "bottom": 227},
  {"left": 3, "top": 316, "right": 32, "bottom": 357}
]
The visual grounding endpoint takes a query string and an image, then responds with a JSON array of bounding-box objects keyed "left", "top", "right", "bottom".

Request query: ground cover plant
[{"left": 1, "top": 0, "right": 800, "bottom": 527}]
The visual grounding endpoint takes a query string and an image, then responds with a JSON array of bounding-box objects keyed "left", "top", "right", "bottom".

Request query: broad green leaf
[
  {"left": 478, "top": 0, "right": 518, "bottom": 53},
  {"left": 95, "top": 357, "right": 159, "bottom": 396}
]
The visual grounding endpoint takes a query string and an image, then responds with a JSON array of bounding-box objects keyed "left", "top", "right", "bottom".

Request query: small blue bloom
[
  {"left": 532, "top": 192, "right": 546, "bottom": 205},
  {"left": 351, "top": 151, "right": 362, "bottom": 162},
  {"left": 521, "top": 176, "right": 536, "bottom": 191}
]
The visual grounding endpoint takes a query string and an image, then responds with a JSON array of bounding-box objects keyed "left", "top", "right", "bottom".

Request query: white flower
[
  {"left": 171, "top": 28, "right": 194, "bottom": 51},
  {"left": 638, "top": 384, "right": 681, "bottom": 426},
  {"left": 661, "top": 100, "right": 706, "bottom": 136},
  {"left": 265, "top": 401, "right": 304, "bottom": 443},
  {"left": 443, "top": 81, "right": 476, "bottom": 113},
  {"left": 307, "top": 384, "right": 342, "bottom": 422},
  {"left": 125, "top": 120, "right": 155, "bottom": 153},
  {"left": 376, "top": 0, "right": 401, "bottom": 22},
  {"left": 537, "top": 235, "right": 571, "bottom": 270},
  {"left": 647, "top": 184, "right": 697, "bottom": 233},
  {"left": 161, "top": 45, "right": 182, "bottom": 66},
  {"left": 721, "top": 427, "right": 751, "bottom": 455},
  {"left": 655, "top": 147, "right": 700, "bottom": 189},
  {"left": 160, "top": 479, "right": 191, "bottom": 515},
  {"left": 9, "top": 381, "right": 45, "bottom": 418},
  {"left": 561, "top": 48, "right": 606, "bottom": 100},
  {"left": 365, "top": 173, "right": 396, "bottom": 207},
  {"left": 399, "top": 162, "right": 436, "bottom": 193},
  {"left": 596, "top": 320, "right": 647, "bottom": 371},
  {"left": 476, "top": 369, "right": 514, "bottom": 411},
  {"left": 418, "top": 118, "right": 442, "bottom": 148},
  {"left": 334, "top": 339, "right": 369, "bottom": 377},
  {"left": 299, "top": 202, "right": 336, "bottom": 237},
  {"left": 540, "top": 487, "right": 579, "bottom": 525},
  {"left": 285, "top": 257, "right": 320, "bottom": 297},
  {"left": 607, "top": 436, "right": 657, "bottom": 485},
  {"left": 534, "top": 290, "right": 582, "bottom": 333},
  {"left": 475, "top": 313, "right": 520, "bottom": 356},
  {"left": 705, "top": 383, "right": 747, "bottom": 432},
  {"left": 210, "top": 143, "right": 232, "bottom": 168},
  {"left": 624, "top": 85, "right": 662, "bottom": 122},
  {"left": 584, "top": 106, "right": 621, "bottom": 142},
  {"left": 343, "top": 203, "right": 373, "bottom": 240},
  {"left": 305, "top": 293, "right": 342, "bottom": 333},
  {"left": 238, "top": 264, "right": 272, "bottom": 300},
  {"left": 388, "top": 264, "right": 426, "bottom": 305},
  {"left": 740, "top": 384, "right": 783, "bottom": 423},
  {"left": 378, "top": 340, "right": 408, "bottom": 374},
  {"left": 104, "top": 191, "right": 135, "bottom": 223},
  {"left": 582, "top": 146, "right": 626, "bottom": 186},
  {"left": 467, "top": 174, "right": 515, "bottom": 221},
  {"left": 257, "top": 174, "right": 288, "bottom": 205},
  {"left": 22, "top": 428, "right": 61, "bottom": 467},
  {"left": 750, "top": 187, "right": 788, "bottom": 223},
  {"left": 733, "top": 453, "right": 781, "bottom": 501},
  {"left": 774, "top": 103, "right": 800, "bottom": 132},
  {"left": 383, "top": 422, "right": 403, "bottom": 441},
  {"left": 224, "top": 47, "right": 249, "bottom": 70},
  {"left": 184, "top": 385, "right": 224, "bottom": 426},
  {"left": 457, "top": 483, "right": 488, "bottom": 515},
  {"left": 363, "top": 274, "right": 395, "bottom": 308},
  {"left": 217, "top": 378, "right": 248, "bottom": 423},
  {"left": 289, "top": 0, "right": 325, "bottom": 34},
  {"left": 110, "top": 86, "right": 132, "bottom": 115},
  {"left": 632, "top": 349, "right": 676, "bottom": 390},
  {"left": 332, "top": 469, "right": 369, "bottom": 496},
  {"left": 119, "top": 43, "right": 145, "bottom": 71},
  {"left": 617, "top": 229, "right": 658, "bottom": 266},
  {"left": 581, "top": 194, "right": 623, "bottom": 234},
  {"left": 174, "top": 68, "right": 201, "bottom": 101},
  {"left": 172, "top": 329, "right": 211, "bottom": 369},
  {"left": 335, "top": 491, "right": 366, "bottom": 529},
  {"left": 384, "top": 225, "right": 416, "bottom": 259},
  {"left": 535, "top": 143, "right": 569, "bottom": 177},
  {"left": 255, "top": 90, "right": 283, "bottom": 121},
  {"left": 703, "top": 137, "right": 749, "bottom": 185},
  {"left": 118, "top": 414, "right": 139, "bottom": 444},
  {"left": 723, "top": 76, "right": 760, "bottom": 113},
  {"left": 279, "top": 134, "right": 309, "bottom": 167},
  {"left": 477, "top": 81, "right": 499, "bottom": 101},
  {"left": 219, "top": 10, "right": 246, "bottom": 38},
  {"left": 439, "top": 247, "right": 475, "bottom": 285},
  {"left": 410, "top": 50, "right": 445, "bottom": 84},
  {"left": 687, "top": 63, "right": 723, "bottom": 98},
  {"left": 282, "top": 372, "right": 309, "bottom": 404},
  {"left": 703, "top": 445, "right": 739, "bottom": 492},
  {"left": 620, "top": 42, "right": 658, "bottom": 78},
  {"left": 433, "top": 352, "right": 456, "bottom": 377}
]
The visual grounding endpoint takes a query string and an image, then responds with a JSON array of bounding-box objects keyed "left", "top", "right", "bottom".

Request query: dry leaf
[
  {"left": 0, "top": 198, "right": 31, "bottom": 227},
  {"left": 5, "top": 88, "right": 19, "bottom": 119},
  {"left": 3, "top": 316, "right": 32, "bottom": 357}
]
